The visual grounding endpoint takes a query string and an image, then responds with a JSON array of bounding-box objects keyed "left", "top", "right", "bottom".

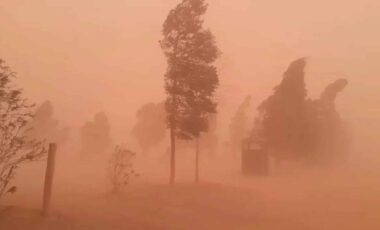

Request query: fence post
[{"left": 42, "top": 143, "right": 57, "bottom": 216}]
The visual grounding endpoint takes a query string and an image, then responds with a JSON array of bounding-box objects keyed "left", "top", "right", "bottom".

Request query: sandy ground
[{"left": 1, "top": 165, "right": 380, "bottom": 230}]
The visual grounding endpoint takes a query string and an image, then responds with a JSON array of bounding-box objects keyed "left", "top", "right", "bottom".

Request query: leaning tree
[
  {"left": 254, "top": 58, "right": 350, "bottom": 167},
  {"left": 258, "top": 58, "right": 308, "bottom": 163},
  {"left": 161, "top": 0, "right": 219, "bottom": 183},
  {"left": 0, "top": 59, "right": 45, "bottom": 199}
]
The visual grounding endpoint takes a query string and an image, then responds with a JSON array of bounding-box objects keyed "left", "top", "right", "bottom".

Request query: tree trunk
[
  {"left": 195, "top": 137, "right": 200, "bottom": 184},
  {"left": 170, "top": 127, "right": 176, "bottom": 184}
]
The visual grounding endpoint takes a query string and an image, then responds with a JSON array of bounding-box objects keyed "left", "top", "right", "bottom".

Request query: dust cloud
[{"left": 1, "top": 0, "right": 380, "bottom": 229}]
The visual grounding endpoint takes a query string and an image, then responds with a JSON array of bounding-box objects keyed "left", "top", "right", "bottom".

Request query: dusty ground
[{"left": 1, "top": 167, "right": 380, "bottom": 230}]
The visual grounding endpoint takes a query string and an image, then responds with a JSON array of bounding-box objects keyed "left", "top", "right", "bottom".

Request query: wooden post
[
  {"left": 195, "top": 137, "right": 199, "bottom": 184},
  {"left": 42, "top": 143, "right": 57, "bottom": 216}
]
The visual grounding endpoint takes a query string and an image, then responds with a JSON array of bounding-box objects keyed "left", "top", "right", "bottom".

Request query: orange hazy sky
[{"left": 1, "top": 0, "right": 379, "bottom": 146}]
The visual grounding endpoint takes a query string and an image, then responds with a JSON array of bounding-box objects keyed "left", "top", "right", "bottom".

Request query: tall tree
[
  {"left": 28, "top": 100, "right": 70, "bottom": 144},
  {"left": 229, "top": 96, "right": 251, "bottom": 152},
  {"left": 161, "top": 0, "right": 219, "bottom": 183},
  {"left": 254, "top": 58, "right": 350, "bottom": 167},
  {"left": 258, "top": 58, "right": 308, "bottom": 162},
  {"left": 80, "top": 112, "right": 111, "bottom": 157},
  {"left": 179, "top": 63, "right": 219, "bottom": 183},
  {"left": 0, "top": 59, "right": 45, "bottom": 199},
  {"left": 132, "top": 102, "right": 166, "bottom": 154}
]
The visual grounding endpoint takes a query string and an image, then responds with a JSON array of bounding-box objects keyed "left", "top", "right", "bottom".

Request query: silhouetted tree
[
  {"left": 161, "top": 0, "right": 219, "bottom": 183},
  {"left": 80, "top": 112, "right": 111, "bottom": 157},
  {"left": 201, "top": 114, "right": 218, "bottom": 156},
  {"left": 307, "top": 79, "right": 349, "bottom": 165},
  {"left": 28, "top": 100, "right": 70, "bottom": 144},
  {"left": 179, "top": 64, "right": 219, "bottom": 183},
  {"left": 254, "top": 58, "right": 350, "bottom": 168},
  {"left": 132, "top": 102, "right": 167, "bottom": 154},
  {"left": 258, "top": 58, "right": 308, "bottom": 163},
  {"left": 0, "top": 59, "right": 45, "bottom": 199},
  {"left": 229, "top": 96, "right": 251, "bottom": 152}
]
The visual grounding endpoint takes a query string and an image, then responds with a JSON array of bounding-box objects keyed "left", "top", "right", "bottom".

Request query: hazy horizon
[{"left": 1, "top": 0, "right": 380, "bottom": 162}]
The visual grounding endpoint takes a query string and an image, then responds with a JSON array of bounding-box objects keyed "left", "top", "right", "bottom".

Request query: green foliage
[{"left": 0, "top": 59, "right": 46, "bottom": 199}]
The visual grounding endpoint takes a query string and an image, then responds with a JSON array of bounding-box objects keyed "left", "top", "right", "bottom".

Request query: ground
[{"left": 1, "top": 167, "right": 380, "bottom": 230}]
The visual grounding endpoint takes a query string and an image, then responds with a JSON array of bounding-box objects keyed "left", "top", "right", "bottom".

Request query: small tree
[
  {"left": 0, "top": 59, "right": 45, "bottom": 199},
  {"left": 201, "top": 114, "right": 218, "bottom": 156},
  {"left": 28, "top": 100, "right": 70, "bottom": 144},
  {"left": 229, "top": 96, "right": 251, "bottom": 152},
  {"left": 107, "top": 146, "right": 138, "bottom": 193},
  {"left": 131, "top": 102, "right": 166, "bottom": 154},
  {"left": 80, "top": 112, "right": 111, "bottom": 157}
]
